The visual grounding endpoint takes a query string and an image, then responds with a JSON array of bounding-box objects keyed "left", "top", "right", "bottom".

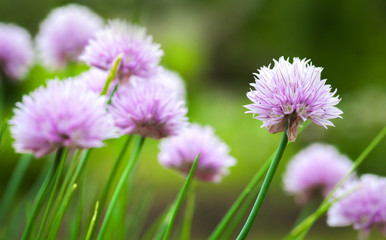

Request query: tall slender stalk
[
  {"left": 181, "top": 181, "right": 196, "bottom": 240},
  {"left": 22, "top": 148, "right": 65, "bottom": 240},
  {"left": 35, "top": 148, "right": 68, "bottom": 239},
  {"left": 88, "top": 135, "right": 132, "bottom": 239},
  {"left": 162, "top": 154, "right": 200, "bottom": 240},
  {"left": 237, "top": 124, "right": 289, "bottom": 240},
  {"left": 97, "top": 136, "right": 145, "bottom": 240},
  {"left": 0, "top": 154, "right": 33, "bottom": 224}
]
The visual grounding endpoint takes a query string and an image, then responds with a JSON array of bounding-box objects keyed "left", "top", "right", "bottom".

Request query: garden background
[{"left": 1, "top": 0, "right": 385, "bottom": 239}]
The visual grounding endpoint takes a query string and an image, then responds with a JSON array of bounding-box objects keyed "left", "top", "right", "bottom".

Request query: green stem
[
  {"left": 237, "top": 124, "right": 289, "bottom": 240},
  {"left": 162, "top": 154, "right": 200, "bottom": 240},
  {"left": 101, "top": 54, "right": 122, "bottom": 96},
  {"left": 85, "top": 201, "right": 99, "bottom": 240},
  {"left": 36, "top": 148, "right": 68, "bottom": 239},
  {"left": 286, "top": 125, "right": 386, "bottom": 240},
  {"left": 107, "top": 83, "right": 119, "bottom": 105},
  {"left": 209, "top": 121, "right": 310, "bottom": 240},
  {"left": 48, "top": 183, "right": 78, "bottom": 240},
  {"left": 181, "top": 181, "right": 196, "bottom": 240},
  {"left": 209, "top": 158, "right": 270, "bottom": 240},
  {"left": 0, "top": 154, "right": 33, "bottom": 225},
  {"left": 88, "top": 135, "right": 132, "bottom": 239},
  {"left": 97, "top": 136, "right": 145, "bottom": 240},
  {"left": 22, "top": 148, "right": 65, "bottom": 240}
]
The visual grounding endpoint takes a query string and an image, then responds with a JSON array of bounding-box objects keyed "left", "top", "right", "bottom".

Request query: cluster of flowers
[
  {"left": 3, "top": 3, "right": 385, "bottom": 239},
  {"left": 283, "top": 143, "right": 386, "bottom": 237},
  {"left": 6, "top": 4, "right": 236, "bottom": 183}
]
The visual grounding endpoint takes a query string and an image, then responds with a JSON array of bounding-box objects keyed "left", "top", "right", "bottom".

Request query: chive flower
[
  {"left": 245, "top": 57, "right": 342, "bottom": 142},
  {"left": 10, "top": 79, "right": 118, "bottom": 158},
  {"left": 283, "top": 143, "right": 353, "bottom": 204},
  {"left": 36, "top": 4, "right": 103, "bottom": 70},
  {"left": 0, "top": 23, "right": 34, "bottom": 80},
  {"left": 80, "top": 19, "right": 163, "bottom": 81},
  {"left": 108, "top": 80, "right": 188, "bottom": 139},
  {"left": 327, "top": 174, "right": 386, "bottom": 237},
  {"left": 159, "top": 123, "right": 236, "bottom": 182}
]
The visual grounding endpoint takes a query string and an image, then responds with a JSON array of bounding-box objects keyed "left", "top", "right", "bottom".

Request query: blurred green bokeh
[{"left": 0, "top": 0, "right": 385, "bottom": 239}]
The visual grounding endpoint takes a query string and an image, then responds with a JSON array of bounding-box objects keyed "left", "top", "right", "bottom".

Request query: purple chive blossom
[
  {"left": 245, "top": 57, "right": 343, "bottom": 142},
  {"left": 283, "top": 143, "right": 353, "bottom": 204},
  {"left": 108, "top": 80, "right": 188, "bottom": 139},
  {"left": 76, "top": 68, "right": 115, "bottom": 95},
  {"left": 0, "top": 23, "right": 34, "bottom": 80},
  {"left": 36, "top": 4, "right": 103, "bottom": 70},
  {"left": 327, "top": 174, "right": 386, "bottom": 237},
  {"left": 130, "top": 67, "right": 186, "bottom": 101},
  {"left": 80, "top": 19, "right": 163, "bottom": 80},
  {"left": 159, "top": 123, "right": 236, "bottom": 183},
  {"left": 9, "top": 79, "right": 118, "bottom": 158}
]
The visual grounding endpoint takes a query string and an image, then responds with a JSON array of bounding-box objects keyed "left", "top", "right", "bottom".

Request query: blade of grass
[
  {"left": 101, "top": 54, "right": 122, "bottom": 96},
  {"left": 85, "top": 201, "right": 99, "bottom": 240},
  {"left": 162, "top": 153, "right": 200, "bottom": 240},
  {"left": 22, "top": 148, "right": 65, "bottom": 240},
  {"left": 0, "top": 154, "right": 33, "bottom": 224},
  {"left": 96, "top": 136, "right": 145, "bottom": 240},
  {"left": 35, "top": 148, "right": 68, "bottom": 239}
]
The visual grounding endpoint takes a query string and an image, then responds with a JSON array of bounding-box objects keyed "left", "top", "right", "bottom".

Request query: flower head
[
  {"left": 245, "top": 57, "right": 342, "bottom": 142},
  {"left": 283, "top": 143, "right": 353, "bottom": 204},
  {"left": 80, "top": 19, "right": 163, "bottom": 80},
  {"left": 327, "top": 174, "right": 386, "bottom": 235},
  {"left": 159, "top": 123, "right": 236, "bottom": 182},
  {"left": 10, "top": 79, "right": 118, "bottom": 158},
  {"left": 108, "top": 80, "right": 188, "bottom": 139},
  {"left": 76, "top": 68, "right": 115, "bottom": 95},
  {"left": 36, "top": 4, "right": 103, "bottom": 70},
  {"left": 0, "top": 23, "right": 34, "bottom": 80}
]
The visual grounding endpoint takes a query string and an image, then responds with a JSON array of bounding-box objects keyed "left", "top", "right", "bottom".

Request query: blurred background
[{"left": 1, "top": 0, "right": 386, "bottom": 239}]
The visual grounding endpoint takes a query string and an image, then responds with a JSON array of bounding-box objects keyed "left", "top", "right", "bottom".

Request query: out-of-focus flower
[
  {"left": 327, "top": 174, "right": 386, "bottom": 236},
  {"left": 76, "top": 68, "right": 115, "bottom": 95},
  {"left": 9, "top": 79, "right": 118, "bottom": 158},
  {"left": 108, "top": 80, "right": 188, "bottom": 139},
  {"left": 80, "top": 19, "right": 163, "bottom": 80},
  {"left": 283, "top": 143, "right": 353, "bottom": 204},
  {"left": 36, "top": 4, "right": 103, "bottom": 70},
  {"left": 131, "top": 67, "right": 186, "bottom": 100},
  {"left": 159, "top": 123, "right": 236, "bottom": 183},
  {"left": 245, "top": 57, "right": 342, "bottom": 142},
  {"left": 0, "top": 23, "right": 34, "bottom": 80}
]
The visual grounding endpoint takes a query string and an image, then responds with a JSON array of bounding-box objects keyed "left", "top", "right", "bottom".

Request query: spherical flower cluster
[
  {"left": 327, "top": 174, "right": 386, "bottom": 236},
  {"left": 245, "top": 57, "right": 343, "bottom": 142},
  {"left": 283, "top": 143, "right": 353, "bottom": 204},
  {"left": 80, "top": 19, "right": 163, "bottom": 80},
  {"left": 158, "top": 123, "right": 236, "bottom": 182},
  {"left": 0, "top": 23, "right": 34, "bottom": 80},
  {"left": 76, "top": 68, "right": 114, "bottom": 95},
  {"left": 36, "top": 4, "right": 103, "bottom": 70},
  {"left": 10, "top": 79, "right": 118, "bottom": 158},
  {"left": 108, "top": 80, "right": 188, "bottom": 139}
]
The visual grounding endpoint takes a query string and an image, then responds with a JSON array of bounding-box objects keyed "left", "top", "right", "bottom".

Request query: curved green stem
[
  {"left": 97, "top": 136, "right": 145, "bottom": 240},
  {"left": 162, "top": 154, "right": 200, "bottom": 240},
  {"left": 237, "top": 124, "right": 289, "bottom": 240},
  {"left": 181, "top": 181, "right": 196, "bottom": 240},
  {"left": 85, "top": 201, "right": 99, "bottom": 240}
]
